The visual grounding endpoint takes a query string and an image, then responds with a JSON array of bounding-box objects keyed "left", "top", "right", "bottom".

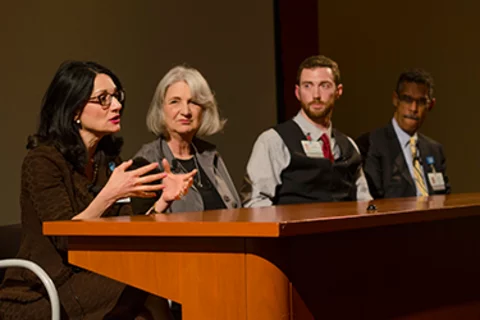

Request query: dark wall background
[
  {"left": 0, "top": 1, "right": 276, "bottom": 225},
  {"left": 316, "top": 0, "right": 476, "bottom": 194},
  {"left": 3, "top": 0, "right": 475, "bottom": 225}
]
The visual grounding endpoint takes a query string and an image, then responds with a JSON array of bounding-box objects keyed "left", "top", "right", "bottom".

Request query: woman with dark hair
[{"left": 0, "top": 61, "right": 195, "bottom": 319}]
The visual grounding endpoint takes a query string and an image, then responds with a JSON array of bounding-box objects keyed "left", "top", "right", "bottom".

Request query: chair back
[{"left": 0, "top": 259, "right": 60, "bottom": 320}]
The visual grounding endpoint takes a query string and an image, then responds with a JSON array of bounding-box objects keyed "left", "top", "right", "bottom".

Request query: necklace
[
  {"left": 92, "top": 162, "right": 99, "bottom": 183},
  {"left": 175, "top": 143, "right": 203, "bottom": 188},
  {"left": 191, "top": 155, "right": 203, "bottom": 188}
]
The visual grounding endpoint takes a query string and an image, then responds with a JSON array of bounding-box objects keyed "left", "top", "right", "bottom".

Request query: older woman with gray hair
[{"left": 132, "top": 65, "right": 241, "bottom": 215}]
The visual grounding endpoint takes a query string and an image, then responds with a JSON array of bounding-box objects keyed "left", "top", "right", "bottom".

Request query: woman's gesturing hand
[
  {"left": 160, "top": 158, "right": 197, "bottom": 202},
  {"left": 103, "top": 160, "right": 167, "bottom": 202},
  {"left": 151, "top": 159, "right": 197, "bottom": 213}
]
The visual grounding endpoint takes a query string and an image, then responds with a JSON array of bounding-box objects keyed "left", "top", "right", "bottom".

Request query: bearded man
[{"left": 241, "top": 55, "right": 372, "bottom": 207}]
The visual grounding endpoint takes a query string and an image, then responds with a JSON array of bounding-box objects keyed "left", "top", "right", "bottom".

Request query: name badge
[
  {"left": 427, "top": 173, "right": 446, "bottom": 191},
  {"left": 301, "top": 140, "right": 324, "bottom": 158},
  {"left": 116, "top": 197, "right": 131, "bottom": 204}
]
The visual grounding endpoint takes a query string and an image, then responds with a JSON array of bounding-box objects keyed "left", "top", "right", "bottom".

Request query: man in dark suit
[{"left": 358, "top": 69, "right": 450, "bottom": 198}]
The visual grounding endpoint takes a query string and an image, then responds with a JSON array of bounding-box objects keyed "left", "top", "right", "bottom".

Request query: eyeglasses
[
  {"left": 88, "top": 89, "right": 125, "bottom": 109},
  {"left": 397, "top": 93, "right": 429, "bottom": 107}
]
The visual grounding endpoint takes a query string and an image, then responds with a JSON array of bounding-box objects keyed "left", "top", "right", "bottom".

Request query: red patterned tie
[{"left": 320, "top": 133, "right": 334, "bottom": 162}]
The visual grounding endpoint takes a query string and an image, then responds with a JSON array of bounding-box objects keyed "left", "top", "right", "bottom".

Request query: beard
[{"left": 301, "top": 98, "right": 334, "bottom": 121}]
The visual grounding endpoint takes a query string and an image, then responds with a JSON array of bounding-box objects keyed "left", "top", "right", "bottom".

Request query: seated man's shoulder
[
  {"left": 333, "top": 129, "right": 363, "bottom": 155},
  {"left": 332, "top": 129, "right": 356, "bottom": 146},
  {"left": 368, "top": 125, "right": 390, "bottom": 142},
  {"left": 355, "top": 125, "right": 391, "bottom": 158},
  {"left": 419, "top": 133, "right": 444, "bottom": 149},
  {"left": 251, "top": 128, "right": 285, "bottom": 153},
  {"left": 258, "top": 127, "right": 281, "bottom": 142},
  {"left": 355, "top": 131, "right": 371, "bottom": 156}
]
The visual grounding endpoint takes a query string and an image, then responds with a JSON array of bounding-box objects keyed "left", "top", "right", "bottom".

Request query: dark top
[
  {"left": 273, "top": 119, "right": 362, "bottom": 205},
  {"left": 357, "top": 122, "right": 451, "bottom": 198},
  {"left": 131, "top": 136, "right": 240, "bottom": 215},
  {"left": 176, "top": 157, "right": 227, "bottom": 210},
  {"left": 0, "top": 145, "right": 144, "bottom": 319}
]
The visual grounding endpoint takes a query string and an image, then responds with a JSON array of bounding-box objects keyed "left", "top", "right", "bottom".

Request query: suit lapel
[{"left": 386, "top": 123, "right": 415, "bottom": 188}]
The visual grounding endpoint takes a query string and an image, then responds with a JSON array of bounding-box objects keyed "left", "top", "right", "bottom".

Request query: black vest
[{"left": 273, "top": 120, "right": 361, "bottom": 205}]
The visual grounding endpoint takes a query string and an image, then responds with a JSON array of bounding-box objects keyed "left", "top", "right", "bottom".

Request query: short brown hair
[{"left": 296, "top": 55, "right": 341, "bottom": 85}]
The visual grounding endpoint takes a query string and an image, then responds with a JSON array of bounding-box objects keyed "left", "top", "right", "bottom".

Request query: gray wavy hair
[{"left": 146, "top": 65, "right": 226, "bottom": 138}]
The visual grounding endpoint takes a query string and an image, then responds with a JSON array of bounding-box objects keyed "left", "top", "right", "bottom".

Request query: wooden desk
[{"left": 44, "top": 193, "right": 480, "bottom": 319}]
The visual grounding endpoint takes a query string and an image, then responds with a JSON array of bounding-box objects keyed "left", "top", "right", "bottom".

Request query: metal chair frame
[{"left": 0, "top": 259, "right": 60, "bottom": 320}]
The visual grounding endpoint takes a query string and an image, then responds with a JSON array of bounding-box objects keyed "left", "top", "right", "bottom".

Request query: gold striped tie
[{"left": 409, "top": 137, "right": 428, "bottom": 196}]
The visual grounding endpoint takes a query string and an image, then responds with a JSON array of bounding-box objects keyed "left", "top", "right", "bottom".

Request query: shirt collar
[
  {"left": 293, "top": 111, "right": 332, "bottom": 141},
  {"left": 391, "top": 117, "right": 418, "bottom": 147}
]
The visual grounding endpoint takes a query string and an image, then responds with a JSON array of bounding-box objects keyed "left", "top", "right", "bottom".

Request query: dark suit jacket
[{"left": 357, "top": 123, "right": 451, "bottom": 199}]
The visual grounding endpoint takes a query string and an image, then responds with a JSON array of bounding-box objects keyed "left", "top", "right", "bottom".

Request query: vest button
[
  {"left": 223, "top": 195, "right": 231, "bottom": 202},
  {"left": 232, "top": 202, "right": 238, "bottom": 208}
]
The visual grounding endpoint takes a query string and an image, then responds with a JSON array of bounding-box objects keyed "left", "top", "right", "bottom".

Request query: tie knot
[{"left": 409, "top": 137, "right": 416, "bottom": 145}]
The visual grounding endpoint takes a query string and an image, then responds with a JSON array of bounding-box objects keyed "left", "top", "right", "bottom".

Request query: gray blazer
[{"left": 134, "top": 136, "right": 241, "bottom": 213}]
